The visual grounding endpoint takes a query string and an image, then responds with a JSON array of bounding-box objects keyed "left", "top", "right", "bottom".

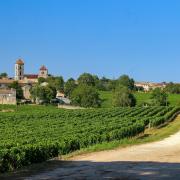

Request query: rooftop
[
  {"left": 24, "top": 74, "right": 38, "bottom": 79},
  {"left": 16, "top": 59, "right": 24, "bottom": 65},
  {"left": 40, "top": 65, "right": 47, "bottom": 71}
]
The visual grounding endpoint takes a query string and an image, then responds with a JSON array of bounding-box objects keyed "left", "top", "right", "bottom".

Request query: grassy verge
[{"left": 63, "top": 115, "right": 180, "bottom": 159}]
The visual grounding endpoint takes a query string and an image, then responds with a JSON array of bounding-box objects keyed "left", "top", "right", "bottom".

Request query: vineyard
[{"left": 0, "top": 105, "right": 179, "bottom": 172}]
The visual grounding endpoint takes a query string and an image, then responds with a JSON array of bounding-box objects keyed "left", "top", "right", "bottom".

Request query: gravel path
[{"left": 25, "top": 127, "right": 180, "bottom": 180}]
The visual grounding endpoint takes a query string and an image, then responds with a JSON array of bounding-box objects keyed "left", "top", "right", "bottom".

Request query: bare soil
[{"left": 70, "top": 130, "right": 180, "bottom": 163}]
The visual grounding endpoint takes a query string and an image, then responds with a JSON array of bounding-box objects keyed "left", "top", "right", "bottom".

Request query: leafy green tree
[
  {"left": 71, "top": 85, "right": 101, "bottom": 108},
  {"left": 92, "top": 75, "right": 100, "bottom": 86},
  {"left": 96, "top": 77, "right": 117, "bottom": 91},
  {"left": 0, "top": 73, "right": 8, "bottom": 78},
  {"left": 151, "top": 88, "right": 168, "bottom": 106},
  {"left": 165, "top": 82, "right": 180, "bottom": 94},
  {"left": 101, "top": 77, "right": 109, "bottom": 84},
  {"left": 117, "top": 75, "right": 135, "bottom": 90},
  {"left": 113, "top": 85, "right": 136, "bottom": 107},
  {"left": 96, "top": 77, "right": 108, "bottom": 91},
  {"left": 77, "top": 73, "right": 95, "bottom": 86},
  {"left": 107, "top": 79, "right": 117, "bottom": 91},
  {"left": 30, "top": 85, "right": 40, "bottom": 102},
  {"left": 9, "top": 81, "right": 24, "bottom": 100},
  {"left": 47, "top": 76, "right": 64, "bottom": 92},
  {"left": 135, "top": 86, "right": 144, "bottom": 92},
  {"left": 64, "top": 78, "right": 77, "bottom": 97},
  {"left": 45, "top": 86, "right": 57, "bottom": 102},
  {"left": 38, "top": 77, "right": 46, "bottom": 84},
  {"left": 30, "top": 85, "right": 56, "bottom": 103},
  {"left": 54, "top": 76, "right": 64, "bottom": 92}
]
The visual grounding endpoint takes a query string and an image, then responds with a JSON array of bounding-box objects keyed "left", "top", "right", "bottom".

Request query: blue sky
[{"left": 0, "top": 0, "right": 180, "bottom": 82}]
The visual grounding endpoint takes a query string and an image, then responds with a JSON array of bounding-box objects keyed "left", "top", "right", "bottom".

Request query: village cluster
[
  {"left": 0, "top": 59, "right": 166, "bottom": 105},
  {"left": 0, "top": 59, "right": 65, "bottom": 104}
]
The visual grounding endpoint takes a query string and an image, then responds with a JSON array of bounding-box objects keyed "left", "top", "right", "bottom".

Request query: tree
[
  {"left": 9, "top": 81, "right": 24, "bottom": 100},
  {"left": 38, "top": 77, "right": 46, "bottom": 84},
  {"left": 135, "top": 86, "right": 144, "bottom": 92},
  {"left": 117, "top": 75, "right": 135, "bottom": 90},
  {"left": 93, "top": 75, "right": 100, "bottom": 87},
  {"left": 64, "top": 78, "right": 77, "bottom": 97},
  {"left": 113, "top": 85, "right": 136, "bottom": 107},
  {"left": 151, "top": 88, "right": 168, "bottom": 106},
  {"left": 54, "top": 76, "right": 64, "bottom": 92},
  {"left": 0, "top": 73, "right": 8, "bottom": 79},
  {"left": 30, "top": 85, "right": 56, "bottom": 103},
  {"left": 47, "top": 76, "right": 64, "bottom": 92},
  {"left": 71, "top": 85, "right": 101, "bottom": 108},
  {"left": 45, "top": 86, "right": 57, "bottom": 102},
  {"left": 107, "top": 79, "right": 117, "bottom": 91},
  {"left": 77, "top": 73, "right": 95, "bottom": 86},
  {"left": 96, "top": 77, "right": 117, "bottom": 91},
  {"left": 165, "top": 82, "right": 180, "bottom": 94},
  {"left": 96, "top": 77, "right": 108, "bottom": 91}
]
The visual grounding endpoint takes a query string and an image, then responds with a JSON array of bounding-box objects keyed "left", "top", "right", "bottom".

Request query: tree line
[
  {"left": 0, "top": 73, "right": 8, "bottom": 79},
  {"left": 1, "top": 72, "right": 177, "bottom": 107}
]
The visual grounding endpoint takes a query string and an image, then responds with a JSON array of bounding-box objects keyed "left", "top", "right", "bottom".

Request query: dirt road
[{"left": 23, "top": 128, "right": 180, "bottom": 180}]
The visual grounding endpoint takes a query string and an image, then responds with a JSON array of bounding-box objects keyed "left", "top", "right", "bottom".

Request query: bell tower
[
  {"left": 39, "top": 65, "right": 48, "bottom": 79},
  {"left": 15, "top": 59, "right": 24, "bottom": 80}
]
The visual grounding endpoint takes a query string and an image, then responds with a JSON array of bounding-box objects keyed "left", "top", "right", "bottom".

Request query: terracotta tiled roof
[
  {"left": 16, "top": 59, "right": 24, "bottom": 65},
  {"left": 40, "top": 65, "right": 47, "bottom": 71},
  {"left": 24, "top": 74, "right": 38, "bottom": 79}
]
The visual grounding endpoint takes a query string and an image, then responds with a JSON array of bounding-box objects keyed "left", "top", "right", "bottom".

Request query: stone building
[
  {"left": 0, "top": 89, "right": 16, "bottom": 105},
  {"left": 22, "top": 85, "right": 32, "bottom": 99},
  {"left": 135, "top": 82, "right": 166, "bottom": 92},
  {"left": 0, "top": 59, "right": 50, "bottom": 103},
  {"left": 15, "top": 59, "right": 24, "bottom": 80},
  {"left": 38, "top": 65, "right": 48, "bottom": 79},
  {"left": 14, "top": 59, "right": 49, "bottom": 83},
  {"left": 14, "top": 59, "right": 49, "bottom": 99}
]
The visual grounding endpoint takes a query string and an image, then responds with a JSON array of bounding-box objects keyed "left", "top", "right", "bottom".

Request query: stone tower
[
  {"left": 38, "top": 65, "right": 48, "bottom": 79},
  {"left": 15, "top": 59, "right": 24, "bottom": 80}
]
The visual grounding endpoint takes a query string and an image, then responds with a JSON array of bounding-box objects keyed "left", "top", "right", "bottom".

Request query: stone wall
[
  {"left": 0, "top": 89, "right": 16, "bottom": 105},
  {"left": 22, "top": 85, "right": 32, "bottom": 99}
]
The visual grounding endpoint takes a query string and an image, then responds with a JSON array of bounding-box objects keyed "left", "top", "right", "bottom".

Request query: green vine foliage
[{"left": 0, "top": 105, "right": 179, "bottom": 172}]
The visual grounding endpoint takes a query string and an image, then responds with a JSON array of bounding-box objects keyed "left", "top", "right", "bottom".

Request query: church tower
[
  {"left": 15, "top": 59, "right": 24, "bottom": 80},
  {"left": 38, "top": 65, "right": 48, "bottom": 79}
]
